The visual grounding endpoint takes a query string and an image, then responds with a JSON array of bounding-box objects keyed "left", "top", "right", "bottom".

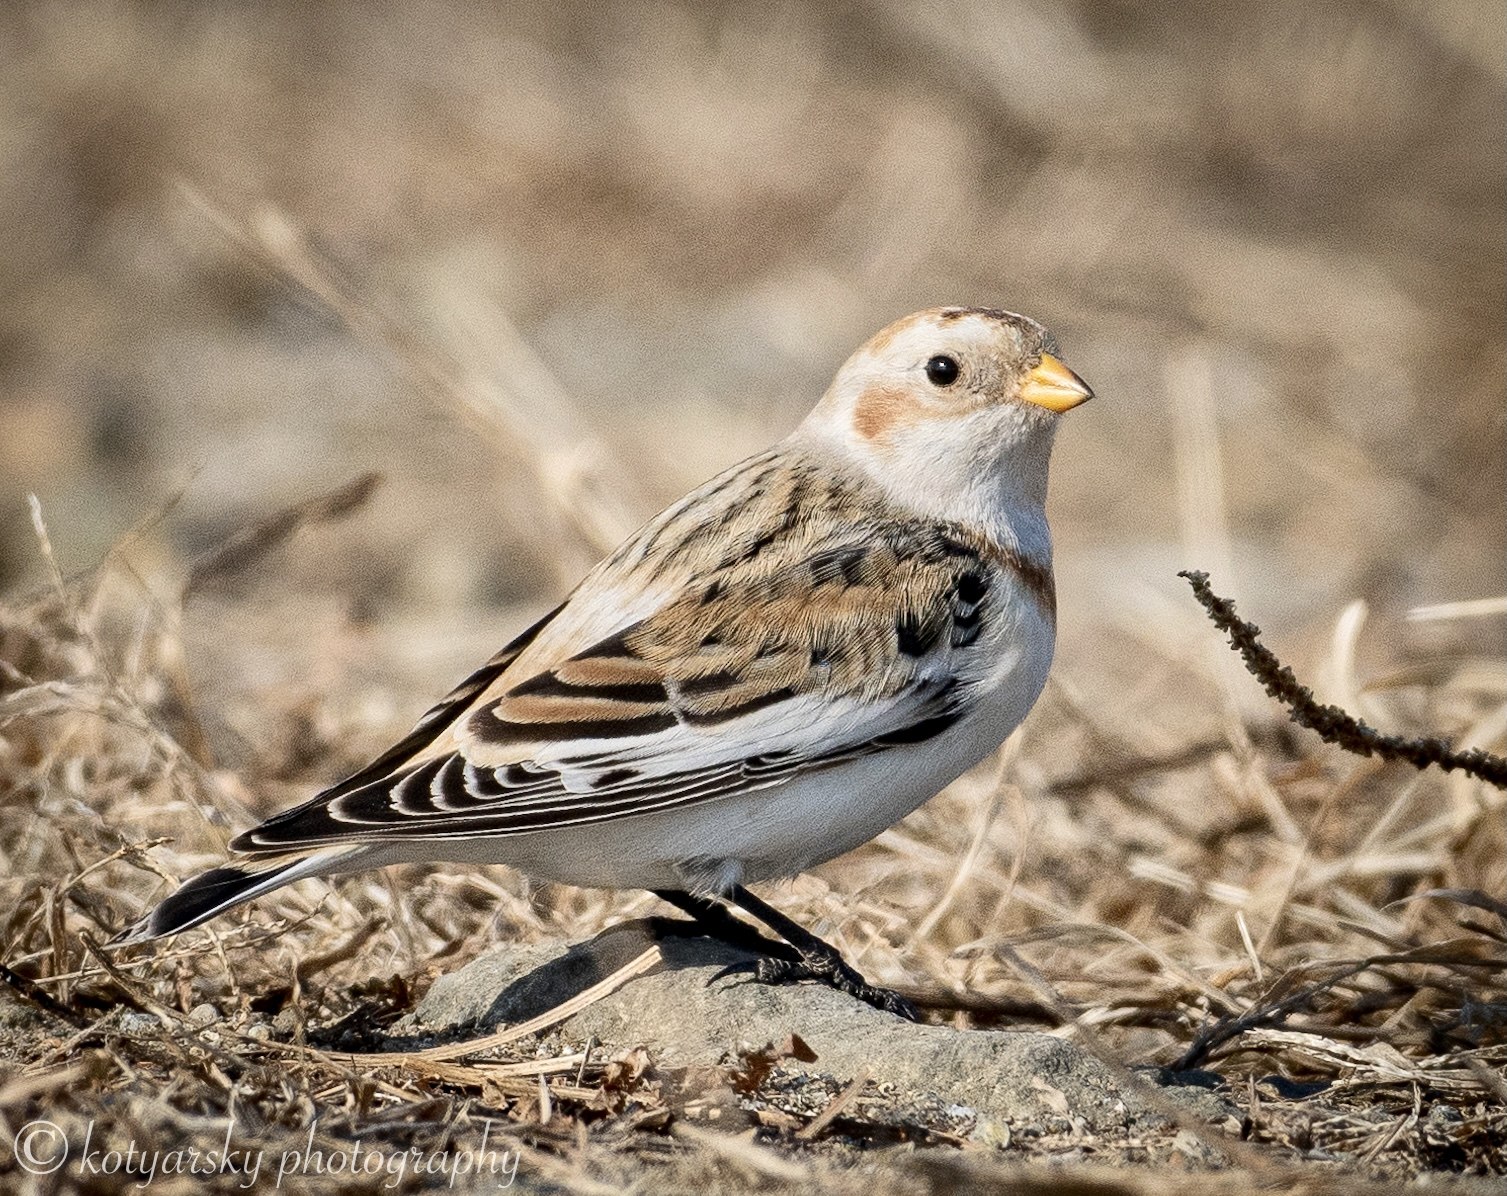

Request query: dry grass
[
  {"left": 2, "top": 476, "right": 1502, "bottom": 1189},
  {"left": 1, "top": 0, "right": 1503, "bottom": 1191}
]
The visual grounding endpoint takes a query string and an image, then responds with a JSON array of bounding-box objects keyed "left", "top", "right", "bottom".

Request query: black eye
[{"left": 925, "top": 354, "right": 960, "bottom": 387}]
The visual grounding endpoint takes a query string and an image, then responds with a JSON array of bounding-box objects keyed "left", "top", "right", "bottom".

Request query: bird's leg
[
  {"left": 650, "top": 889, "right": 797, "bottom": 961},
  {"left": 718, "top": 885, "right": 918, "bottom": 1021}
]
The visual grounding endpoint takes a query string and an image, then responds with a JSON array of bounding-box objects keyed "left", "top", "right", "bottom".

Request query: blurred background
[
  {"left": 5, "top": 3, "right": 1503, "bottom": 576},
  {"left": 0, "top": 2, "right": 1502, "bottom": 976}
]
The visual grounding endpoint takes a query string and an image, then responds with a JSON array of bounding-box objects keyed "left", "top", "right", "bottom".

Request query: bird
[{"left": 117, "top": 306, "right": 1092, "bottom": 1019}]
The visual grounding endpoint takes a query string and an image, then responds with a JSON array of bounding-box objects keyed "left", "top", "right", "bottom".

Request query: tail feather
[{"left": 111, "top": 853, "right": 340, "bottom": 946}]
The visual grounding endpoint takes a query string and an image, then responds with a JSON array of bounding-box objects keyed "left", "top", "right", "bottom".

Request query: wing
[{"left": 231, "top": 495, "right": 1002, "bottom": 855}]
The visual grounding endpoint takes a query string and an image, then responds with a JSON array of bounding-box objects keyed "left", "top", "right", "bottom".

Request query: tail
[{"left": 110, "top": 849, "right": 366, "bottom": 946}]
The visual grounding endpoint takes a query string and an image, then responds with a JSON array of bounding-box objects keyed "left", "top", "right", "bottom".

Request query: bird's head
[{"left": 802, "top": 306, "right": 1092, "bottom": 521}]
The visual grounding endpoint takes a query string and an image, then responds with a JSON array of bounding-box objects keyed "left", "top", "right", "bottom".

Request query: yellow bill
[{"left": 1020, "top": 353, "right": 1093, "bottom": 412}]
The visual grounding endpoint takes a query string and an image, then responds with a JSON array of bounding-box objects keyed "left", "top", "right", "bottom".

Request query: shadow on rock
[{"left": 395, "top": 923, "right": 1240, "bottom": 1138}]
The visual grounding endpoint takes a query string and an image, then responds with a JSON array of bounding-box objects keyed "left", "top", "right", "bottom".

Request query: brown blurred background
[{"left": 1, "top": 0, "right": 1502, "bottom": 774}]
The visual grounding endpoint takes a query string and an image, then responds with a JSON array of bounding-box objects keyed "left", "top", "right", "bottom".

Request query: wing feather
[
  {"left": 234, "top": 681, "right": 962, "bottom": 851},
  {"left": 231, "top": 450, "right": 1014, "bottom": 856}
]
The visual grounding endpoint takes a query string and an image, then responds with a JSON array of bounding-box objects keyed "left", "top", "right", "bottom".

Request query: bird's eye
[{"left": 925, "top": 354, "right": 960, "bottom": 387}]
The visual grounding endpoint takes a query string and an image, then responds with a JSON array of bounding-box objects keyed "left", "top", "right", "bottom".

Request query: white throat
[{"left": 793, "top": 404, "right": 1058, "bottom": 566}]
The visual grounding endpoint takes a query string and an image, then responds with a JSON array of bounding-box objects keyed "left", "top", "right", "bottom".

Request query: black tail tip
[{"left": 109, "top": 866, "right": 266, "bottom": 947}]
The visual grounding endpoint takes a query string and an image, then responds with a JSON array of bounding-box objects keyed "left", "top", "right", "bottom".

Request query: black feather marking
[
  {"left": 809, "top": 546, "right": 868, "bottom": 587},
  {"left": 872, "top": 709, "right": 962, "bottom": 746},
  {"left": 478, "top": 710, "right": 680, "bottom": 744},
  {"left": 508, "top": 671, "right": 669, "bottom": 705},
  {"left": 938, "top": 533, "right": 981, "bottom": 560},
  {"left": 235, "top": 801, "right": 335, "bottom": 850},
  {"left": 745, "top": 749, "right": 796, "bottom": 775},
  {"left": 952, "top": 605, "right": 983, "bottom": 630},
  {"left": 391, "top": 755, "right": 451, "bottom": 813},
  {"left": 679, "top": 669, "right": 740, "bottom": 697},
  {"left": 956, "top": 570, "right": 989, "bottom": 605},
  {"left": 950, "top": 599, "right": 984, "bottom": 646},
  {"left": 431, "top": 755, "right": 474, "bottom": 810},
  {"left": 593, "top": 767, "right": 641, "bottom": 789},
  {"left": 463, "top": 762, "right": 509, "bottom": 798},
  {"left": 568, "top": 627, "right": 642, "bottom": 662},
  {"left": 501, "top": 762, "right": 552, "bottom": 785},
  {"left": 138, "top": 861, "right": 304, "bottom": 939},
  {"left": 896, "top": 610, "right": 943, "bottom": 657},
  {"left": 740, "top": 526, "right": 780, "bottom": 561},
  {"left": 682, "top": 685, "right": 797, "bottom": 726}
]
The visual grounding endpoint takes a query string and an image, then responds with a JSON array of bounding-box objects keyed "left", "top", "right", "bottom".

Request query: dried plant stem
[
  {"left": 1175, "top": 941, "right": 1507, "bottom": 1071},
  {"left": 1179, "top": 571, "right": 1507, "bottom": 788},
  {"left": 182, "top": 471, "right": 383, "bottom": 599},
  {"left": 178, "top": 188, "right": 640, "bottom": 564}
]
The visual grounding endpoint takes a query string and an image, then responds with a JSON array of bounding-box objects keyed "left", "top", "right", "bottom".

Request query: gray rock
[
  {"left": 404, "top": 920, "right": 1224, "bottom": 1135},
  {"left": 0, "top": 982, "right": 57, "bottom": 1032}
]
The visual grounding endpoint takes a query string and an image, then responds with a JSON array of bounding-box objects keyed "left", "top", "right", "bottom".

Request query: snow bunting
[{"left": 121, "top": 306, "right": 1091, "bottom": 1018}]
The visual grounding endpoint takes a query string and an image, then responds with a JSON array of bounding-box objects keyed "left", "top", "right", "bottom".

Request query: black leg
[
  {"left": 720, "top": 885, "right": 918, "bottom": 1021},
  {"left": 650, "top": 889, "right": 797, "bottom": 961}
]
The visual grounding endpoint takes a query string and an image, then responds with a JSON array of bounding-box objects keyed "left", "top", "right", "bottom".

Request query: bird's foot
[{"left": 716, "top": 947, "right": 918, "bottom": 1020}]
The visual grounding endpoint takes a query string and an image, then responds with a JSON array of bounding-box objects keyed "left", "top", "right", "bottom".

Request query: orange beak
[{"left": 1019, "top": 353, "right": 1093, "bottom": 413}]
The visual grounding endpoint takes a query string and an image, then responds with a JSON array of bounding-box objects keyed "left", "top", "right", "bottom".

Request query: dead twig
[
  {"left": 1175, "top": 942, "right": 1507, "bottom": 1071},
  {"left": 0, "top": 961, "right": 90, "bottom": 1028},
  {"left": 1179, "top": 571, "right": 1507, "bottom": 787},
  {"left": 796, "top": 1066, "right": 871, "bottom": 1142}
]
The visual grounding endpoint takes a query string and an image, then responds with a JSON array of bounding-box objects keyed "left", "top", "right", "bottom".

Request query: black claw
[{"left": 708, "top": 958, "right": 761, "bottom": 986}]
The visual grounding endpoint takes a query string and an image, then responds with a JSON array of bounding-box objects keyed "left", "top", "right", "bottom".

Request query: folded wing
[{"left": 232, "top": 517, "right": 995, "bottom": 855}]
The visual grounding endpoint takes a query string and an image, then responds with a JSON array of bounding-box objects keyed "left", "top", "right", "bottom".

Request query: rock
[
  {"left": 0, "top": 981, "right": 59, "bottom": 1033},
  {"left": 403, "top": 919, "right": 1227, "bottom": 1135},
  {"left": 119, "top": 1011, "right": 158, "bottom": 1035}
]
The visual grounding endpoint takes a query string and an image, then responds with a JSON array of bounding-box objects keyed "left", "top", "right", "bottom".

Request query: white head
[{"left": 796, "top": 307, "right": 1092, "bottom": 537}]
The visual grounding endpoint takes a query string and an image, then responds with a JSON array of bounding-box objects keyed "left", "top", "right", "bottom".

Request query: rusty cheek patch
[{"left": 852, "top": 384, "right": 917, "bottom": 442}]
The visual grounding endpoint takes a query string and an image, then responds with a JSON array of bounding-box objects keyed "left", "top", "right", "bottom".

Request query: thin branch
[{"left": 1179, "top": 571, "right": 1507, "bottom": 788}]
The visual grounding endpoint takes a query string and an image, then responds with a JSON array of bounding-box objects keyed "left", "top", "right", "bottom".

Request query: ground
[{"left": 0, "top": 2, "right": 1503, "bottom": 1192}]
